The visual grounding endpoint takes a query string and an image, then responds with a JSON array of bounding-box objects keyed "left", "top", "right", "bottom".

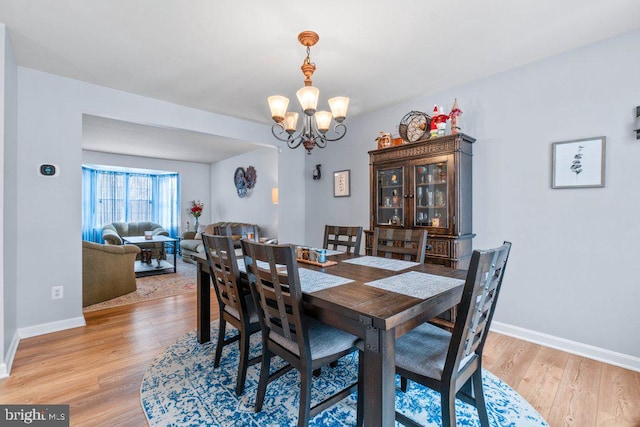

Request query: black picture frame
[{"left": 333, "top": 169, "right": 351, "bottom": 197}]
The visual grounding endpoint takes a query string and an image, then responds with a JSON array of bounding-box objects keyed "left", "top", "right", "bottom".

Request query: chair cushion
[
  {"left": 223, "top": 294, "right": 259, "bottom": 324},
  {"left": 395, "top": 323, "right": 452, "bottom": 380},
  {"left": 392, "top": 323, "right": 477, "bottom": 380},
  {"left": 270, "top": 316, "right": 357, "bottom": 360}
]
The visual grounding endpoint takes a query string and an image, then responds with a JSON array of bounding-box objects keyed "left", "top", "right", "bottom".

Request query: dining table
[{"left": 193, "top": 249, "right": 467, "bottom": 427}]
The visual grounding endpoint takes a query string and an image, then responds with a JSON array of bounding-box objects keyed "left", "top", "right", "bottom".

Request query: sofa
[
  {"left": 102, "top": 221, "right": 169, "bottom": 260},
  {"left": 82, "top": 241, "right": 140, "bottom": 306},
  {"left": 180, "top": 221, "right": 260, "bottom": 264}
]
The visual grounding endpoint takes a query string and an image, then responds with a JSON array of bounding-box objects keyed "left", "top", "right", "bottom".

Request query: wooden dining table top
[
  {"left": 297, "top": 253, "right": 466, "bottom": 331},
  {"left": 194, "top": 250, "right": 466, "bottom": 338}
]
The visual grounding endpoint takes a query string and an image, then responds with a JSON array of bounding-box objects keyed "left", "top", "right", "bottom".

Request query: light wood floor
[{"left": 1, "top": 292, "right": 638, "bottom": 426}]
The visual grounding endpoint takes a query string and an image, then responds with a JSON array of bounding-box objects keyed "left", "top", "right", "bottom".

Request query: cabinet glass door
[
  {"left": 376, "top": 167, "right": 404, "bottom": 226},
  {"left": 414, "top": 161, "right": 448, "bottom": 228}
]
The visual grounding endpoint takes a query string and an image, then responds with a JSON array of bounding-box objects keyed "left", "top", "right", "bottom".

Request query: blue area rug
[{"left": 140, "top": 322, "right": 549, "bottom": 426}]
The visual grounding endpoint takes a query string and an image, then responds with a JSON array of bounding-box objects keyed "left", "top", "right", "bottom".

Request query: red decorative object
[
  {"left": 430, "top": 105, "right": 449, "bottom": 137},
  {"left": 188, "top": 200, "right": 204, "bottom": 218}
]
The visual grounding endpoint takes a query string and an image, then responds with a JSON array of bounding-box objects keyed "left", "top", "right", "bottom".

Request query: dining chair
[
  {"left": 241, "top": 239, "right": 359, "bottom": 427},
  {"left": 372, "top": 227, "right": 428, "bottom": 263},
  {"left": 201, "top": 234, "right": 262, "bottom": 396},
  {"left": 220, "top": 224, "right": 260, "bottom": 245},
  {"left": 322, "top": 225, "right": 363, "bottom": 255},
  {"left": 384, "top": 241, "right": 512, "bottom": 427}
]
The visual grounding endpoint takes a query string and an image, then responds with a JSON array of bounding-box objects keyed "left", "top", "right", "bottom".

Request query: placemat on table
[
  {"left": 365, "top": 271, "right": 464, "bottom": 299},
  {"left": 342, "top": 256, "right": 419, "bottom": 271},
  {"left": 236, "top": 258, "right": 279, "bottom": 273},
  {"left": 324, "top": 249, "right": 344, "bottom": 256},
  {"left": 235, "top": 260, "right": 352, "bottom": 293},
  {"left": 298, "top": 268, "right": 353, "bottom": 293}
]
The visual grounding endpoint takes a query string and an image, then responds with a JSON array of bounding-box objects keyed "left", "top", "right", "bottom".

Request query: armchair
[{"left": 82, "top": 241, "right": 140, "bottom": 306}]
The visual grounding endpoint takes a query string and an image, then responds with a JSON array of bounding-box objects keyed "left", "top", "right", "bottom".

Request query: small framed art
[
  {"left": 551, "top": 136, "right": 605, "bottom": 189},
  {"left": 333, "top": 169, "right": 351, "bottom": 197}
]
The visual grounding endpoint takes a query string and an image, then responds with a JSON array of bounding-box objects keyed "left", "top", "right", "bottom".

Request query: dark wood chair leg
[
  {"left": 356, "top": 351, "right": 364, "bottom": 427},
  {"left": 214, "top": 318, "right": 226, "bottom": 368},
  {"left": 312, "top": 368, "right": 321, "bottom": 377},
  {"left": 400, "top": 376, "right": 409, "bottom": 392},
  {"left": 235, "top": 326, "right": 250, "bottom": 396},
  {"left": 298, "top": 365, "right": 313, "bottom": 427},
  {"left": 329, "top": 360, "right": 338, "bottom": 368},
  {"left": 472, "top": 369, "right": 490, "bottom": 427},
  {"left": 441, "top": 389, "right": 457, "bottom": 427},
  {"left": 255, "top": 348, "right": 271, "bottom": 413}
]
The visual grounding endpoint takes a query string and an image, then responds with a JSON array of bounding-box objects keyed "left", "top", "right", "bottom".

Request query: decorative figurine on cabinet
[
  {"left": 450, "top": 99, "right": 462, "bottom": 135},
  {"left": 375, "top": 131, "right": 393, "bottom": 149},
  {"left": 431, "top": 105, "right": 449, "bottom": 137}
]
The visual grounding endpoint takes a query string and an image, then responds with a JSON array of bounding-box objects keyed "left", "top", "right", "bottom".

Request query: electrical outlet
[{"left": 51, "top": 286, "right": 63, "bottom": 300}]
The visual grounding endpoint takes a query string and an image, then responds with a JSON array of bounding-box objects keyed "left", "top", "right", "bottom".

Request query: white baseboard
[
  {"left": 491, "top": 321, "right": 640, "bottom": 373},
  {"left": 18, "top": 316, "right": 86, "bottom": 339},
  {"left": 0, "top": 331, "right": 21, "bottom": 378}
]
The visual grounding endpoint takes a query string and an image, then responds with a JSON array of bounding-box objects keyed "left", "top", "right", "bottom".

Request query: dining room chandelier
[{"left": 267, "top": 31, "right": 349, "bottom": 154}]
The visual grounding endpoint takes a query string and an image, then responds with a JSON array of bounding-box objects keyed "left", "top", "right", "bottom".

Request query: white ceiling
[{"left": 2, "top": 0, "right": 640, "bottom": 162}]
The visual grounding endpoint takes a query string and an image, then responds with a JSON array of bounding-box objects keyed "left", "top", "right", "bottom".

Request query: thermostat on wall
[{"left": 39, "top": 164, "right": 59, "bottom": 177}]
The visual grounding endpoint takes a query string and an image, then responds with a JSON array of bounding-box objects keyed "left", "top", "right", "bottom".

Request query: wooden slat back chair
[
  {"left": 241, "top": 239, "right": 359, "bottom": 427},
  {"left": 372, "top": 228, "right": 428, "bottom": 263},
  {"left": 391, "top": 242, "right": 512, "bottom": 427},
  {"left": 201, "top": 234, "right": 261, "bottom": 396},
  {"left": 322, "top": 225, "right": 363, "bottom": 255},
  {"left": 220, "top": 224, "right": 259, "bottom": 247}
]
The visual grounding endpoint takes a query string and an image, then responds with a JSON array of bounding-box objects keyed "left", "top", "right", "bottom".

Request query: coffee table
[{"left": 122, "top": 235, "right": 178, "bottom": 276}]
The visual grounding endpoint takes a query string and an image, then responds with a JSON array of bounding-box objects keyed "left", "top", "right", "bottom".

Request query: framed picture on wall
[
  {"left": 551, "top": 136, "right": 605, "bottom": 189},
  {"left": 333, "top": 169, "right": 351, "bottom": 197}
]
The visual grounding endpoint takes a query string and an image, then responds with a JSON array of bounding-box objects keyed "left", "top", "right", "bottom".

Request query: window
[{"left": 82, "top": 165, "right": 180, "bottom": 242}]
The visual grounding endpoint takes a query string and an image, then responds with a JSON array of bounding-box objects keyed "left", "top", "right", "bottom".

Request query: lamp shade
[
  {"left": 296, "top": 86, "right": 319, "bottom": 115},
  {"left": 284, "top": 112, "right": 299, "bottom": 132},
  {"left": 328, "top": 96, "right": 349, "bottom": 122},
  {"left": 314, "top": 111, "right": 333, "bottom": 133},
  {"left": 271, "top": 187, "right": 279, "bottom": 205},
  {"left": 268, "top": 96, "right": 289, "bottom": 122}
]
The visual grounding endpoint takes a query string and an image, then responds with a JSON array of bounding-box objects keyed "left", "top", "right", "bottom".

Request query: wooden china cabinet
[{"left": 367, "top": 133, "right": 475, "bottom": 269}]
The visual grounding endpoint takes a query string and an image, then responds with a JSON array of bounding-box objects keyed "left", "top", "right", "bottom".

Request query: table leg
[
  {"left": 197, "top": 261, "right": 211, "bottom": 344},
  {"left": 361, "top": 318, "right": 396, "bottom": 427},
  {"left": 172, "top": 241, "right": 177, "bottom": 273}
]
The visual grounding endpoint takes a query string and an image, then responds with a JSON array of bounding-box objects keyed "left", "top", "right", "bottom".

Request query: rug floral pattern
[
  {"left": 140, "top": 323, "right": 549, "bottom": 426},
  {"left": 83, "top": 258, "right": 196, "bottom": 312}
]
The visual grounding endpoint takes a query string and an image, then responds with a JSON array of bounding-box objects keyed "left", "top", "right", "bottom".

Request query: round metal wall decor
[
  {"left": 234, "top": 167, "right": 247, "bottom": 198},
  {"left": 233, "top": 166, "right": 257, "bottom": 198}
]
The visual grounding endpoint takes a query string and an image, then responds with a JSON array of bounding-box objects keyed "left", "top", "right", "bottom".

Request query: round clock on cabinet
[{"left": 398, "top": 111, "right": 431, "bottom": 143}]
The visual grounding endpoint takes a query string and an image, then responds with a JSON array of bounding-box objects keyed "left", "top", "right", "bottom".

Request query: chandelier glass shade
[{"left": 268, "top": 31, "right": 349, "bottom": 154}]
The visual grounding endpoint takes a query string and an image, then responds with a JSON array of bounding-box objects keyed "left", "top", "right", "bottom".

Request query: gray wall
[
  {"left": 305, "top": 29, "right": 640, "bottom": 359},
  {"left": 82, "top": 150, "right": 212, "bottom": 234},
  {"left": 1, "top": 23, "right": 18, "bottom": 373},
  {"left": 209, "top": 146, "right": 278, "bottom": 238},
  {"left": 14, "top": 66, "right": 276, "bottom": 332}
]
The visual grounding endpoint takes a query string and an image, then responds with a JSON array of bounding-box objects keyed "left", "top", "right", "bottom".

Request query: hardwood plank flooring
[{"left": 1, "top": 292, "right": 638, "bottom": 427}]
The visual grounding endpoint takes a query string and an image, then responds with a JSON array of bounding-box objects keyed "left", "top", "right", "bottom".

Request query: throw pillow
[{"left": 194, "top": 224, "right": 207, "bottom": 240}]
